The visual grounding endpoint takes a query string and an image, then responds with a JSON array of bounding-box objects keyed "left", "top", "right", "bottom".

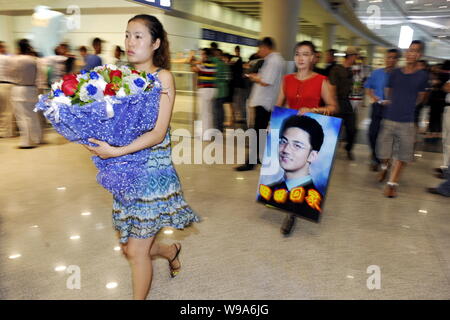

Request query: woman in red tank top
[{"left": 276, "top": 41, "right": 337, "bottom": 115}]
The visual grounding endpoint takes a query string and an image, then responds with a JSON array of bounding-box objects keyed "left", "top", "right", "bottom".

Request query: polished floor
[{"left": 1, "top": 107, "right": 449, "bottom": 300}]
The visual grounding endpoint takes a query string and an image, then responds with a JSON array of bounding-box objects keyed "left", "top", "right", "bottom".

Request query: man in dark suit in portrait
[{"left": 258, "top": 115, "right": 324, "bottom": 235}]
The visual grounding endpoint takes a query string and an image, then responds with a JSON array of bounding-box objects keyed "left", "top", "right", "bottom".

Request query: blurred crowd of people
[
  {"left": 0, "top": 38, "right": 127, "bottom": 148},
  {"left": 1, "top": 35, "right": 449, "bottom": 207},
  {"left": 187, "top": 38, "right": 449, "bottom": 203}
]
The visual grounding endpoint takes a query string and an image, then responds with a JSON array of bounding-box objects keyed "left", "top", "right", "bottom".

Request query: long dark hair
[
  {"left": 128, "top": 14, "right": 171, "bottom": 70},
  {"left": 294, "top": 41, "right": 316, "bottom": 54}
]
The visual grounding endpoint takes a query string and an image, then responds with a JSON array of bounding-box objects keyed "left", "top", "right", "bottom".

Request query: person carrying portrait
[
  {"left": 258, "top": 115, "right": 325, "bottom": 224},
  {"left": 274, "top": 40, "right": 336, "bottom": 235}
]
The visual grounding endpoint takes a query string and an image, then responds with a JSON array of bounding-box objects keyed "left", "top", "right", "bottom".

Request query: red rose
[
  {"left": 61, "top": 79, "right": 79, "bottom": 96},
  {"left": 104, "top": 83, "right": 116, "bottom": 96},
  {"left": 131, "top": 69, "right": 140, "bottom": 74},
  {"left": 109, "top": 70, "right": 122, "bottom": 80},
  {"left": 62, "top": 74, "right": 77, "bottom": 82}
]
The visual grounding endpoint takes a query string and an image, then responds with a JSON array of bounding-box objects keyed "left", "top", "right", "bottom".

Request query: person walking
[
  {"left": 428, "top": 78, "right": 450, "bottom": 194},
  {"left": 235, "top": 37, "right": 285, "bottom": 171},
  {"left": 230, "top": 45, "right": 246, "bottom": 125},
  {"left": 275, "top": 40, "right": 337, "bottom": 235},
  {"left": 191, "top": 48, "right": 218, "bottom": 141},
  {"left": 323, "top": 49, "right": 337, "bottom": 77},
  {"left": 86, "top": 14, "right": 199, "bottom": 300},
  {"left": 114, "top": 45, "right": 127, "bottom": 67},
  {"left": 212, "top": 49, "right": 230, "bottom": 133},
  {"left": 328, "top": 47, "right": 359, "bottom": 160},
  {"left": 10, "top": 39, "right": 46, "bottom": 148},
  {"left": 0, "top": 41, "right": 16, "bottom": 138},
  {"left": 364, "top": 49, "right": 400, "bottom": 171},
  {"left": 85, "top": 37, "right": 104, "bottom": 70},
  {"left": 376, "top": 40, "right": 429, "bottom": 198}
]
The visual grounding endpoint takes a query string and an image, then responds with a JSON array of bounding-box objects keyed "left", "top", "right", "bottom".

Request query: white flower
[
  {"left": 91, "top": 78, "right": 107, "bottom": 92},
  {"left": 106, "top": 64, "right": 118, "bottom": 70},
  {"left": 116, "top": 87, "right": 126, "bottom": 97},
  {"left": 53, "top": 95, "right": 72, "bottom": 106},
  {"left": 76, "top": 73, "right": 89, "bottom": 81},
  {"left": 93, "top": 65, "right": 105, "bottom": 72},
  {"left": 79, "top": 83, "right": 91, "bottom": 103},
  {"left": 119, "top": 65, "right": 131, "bottom": 76},
  {"left": 51, "top": 80, "right": 63, "bottom": 91},
  {"left": 123, "top": 74, "right": 148, "bottom": 95}
]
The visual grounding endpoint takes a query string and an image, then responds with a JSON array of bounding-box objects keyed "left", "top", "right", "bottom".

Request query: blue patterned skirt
[{"left": 112, "top": 130, "right": 199, "bottom": 243}]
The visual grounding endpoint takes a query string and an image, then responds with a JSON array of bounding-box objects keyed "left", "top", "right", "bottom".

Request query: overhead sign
[
  {"left": 130, "top": 0, "right": 172, "bottom": 10},
  {"left": 202, "top": 28, "right": 259, "bottom": 47}
]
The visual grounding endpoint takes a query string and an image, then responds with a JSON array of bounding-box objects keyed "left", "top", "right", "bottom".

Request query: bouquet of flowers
[{"left": 35, "top": 64, "right": 162, "bottom": 205}]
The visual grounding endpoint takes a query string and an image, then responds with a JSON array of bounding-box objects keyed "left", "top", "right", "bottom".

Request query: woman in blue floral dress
[{"left": 86, "top": 14, "right": 199, "bottom": 300}]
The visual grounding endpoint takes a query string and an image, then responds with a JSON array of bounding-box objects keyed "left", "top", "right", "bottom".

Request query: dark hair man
[
  {"left": 84, "top": 37, "right": 104, "bottom": 70},
  {"left": 364, "top": 48, "right": 401, "bottom": 171},
  {"left": 328, "top": 46, "right": 359, "bottom": 161},
  {"left": 235, "top": 37, "right": 285, "bottom": 171},
  {"left": 377, "top": 40, "right": 429, "bottom": 198},
  {"left": 323, "top": 49, "right": 337, "bottom": 76}
]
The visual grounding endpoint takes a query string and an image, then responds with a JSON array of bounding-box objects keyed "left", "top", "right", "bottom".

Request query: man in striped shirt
[{"left": 192, "top": 48, "right": 218, "bottom": 141}]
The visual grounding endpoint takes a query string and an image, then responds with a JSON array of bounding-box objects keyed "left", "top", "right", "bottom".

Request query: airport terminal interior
[{"left": 0, "top": 0, "right": 449, "bottom": 300}]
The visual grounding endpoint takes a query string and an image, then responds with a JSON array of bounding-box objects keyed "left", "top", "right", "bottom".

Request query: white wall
[
  {"left": 9, "top": 10, "right": 202, "bottom": 64},
  {"left": 0, "top": 15, "right": 14, "bottom": 52},
  {"left": 2, "top": 0, "right": 260, "bottom": 63}
]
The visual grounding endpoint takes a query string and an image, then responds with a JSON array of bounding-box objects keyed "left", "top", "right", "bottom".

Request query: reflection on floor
[{"left": 0, "top": 125, "right": 449, "bottom": 299}]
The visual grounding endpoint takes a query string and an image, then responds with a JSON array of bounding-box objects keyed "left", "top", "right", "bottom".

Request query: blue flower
[
  {"left": 86, "top": 84, "right": 98, "bottom": 96},
  {"left": 54, "top": 89, "right": 63, "bottom": 97},
  {"left": 90, "top": 72, "right": 100, "bottom": 80},
  {"left": 147, "top": 74, "right": 155, "bottom": 82},
  {"left": 134, "top": 78, "right": 145, "bottom": 88},
  {"left": 80, "top": 69, "right": 88, "bottom": 75}
]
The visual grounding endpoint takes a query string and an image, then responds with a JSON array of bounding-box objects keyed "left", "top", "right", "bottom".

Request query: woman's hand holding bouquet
[{"left": 35, "top": 64, "right": 162, "bottom": 204}]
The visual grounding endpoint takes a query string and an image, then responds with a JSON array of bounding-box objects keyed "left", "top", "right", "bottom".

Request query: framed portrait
[{"left": 256, "top": 107, "right": 342, "bottom": 222}]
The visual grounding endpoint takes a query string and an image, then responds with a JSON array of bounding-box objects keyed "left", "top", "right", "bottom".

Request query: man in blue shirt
[
  {"left": 84, "top": 37, "right": 103, "bottom": 71},
  {"left": 376, "top": 40, "right": 429, "bottom": 198},
  {"left": 364, "top": 48, "right": 400, "bottom": 171}
]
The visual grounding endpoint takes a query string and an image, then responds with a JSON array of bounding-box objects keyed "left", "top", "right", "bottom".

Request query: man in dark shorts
[{"left": 377, "top": 40, "right": 429, "bottom": 198}]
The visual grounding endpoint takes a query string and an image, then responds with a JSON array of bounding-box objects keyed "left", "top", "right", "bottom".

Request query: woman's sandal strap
[{"left": 170, "top": 243, "right": 181, "bottom": 267}]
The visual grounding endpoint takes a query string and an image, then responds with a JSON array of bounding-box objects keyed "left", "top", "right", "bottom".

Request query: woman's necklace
[
  {"left": 296, "top": 78, "right": 302, "bottom": 106},
  {"left": 295, "top": 71, "right": 314, "bottom": 106}
]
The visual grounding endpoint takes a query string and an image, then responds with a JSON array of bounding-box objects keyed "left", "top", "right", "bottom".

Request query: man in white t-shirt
[
  {"left": 428, "top": 79, "right": 450, "bottom": 197},
  {"left": 235, "top": 37, "right": 285, "bottom": 171},
  {"left": 0, "top": 41, "right": 17, "bottom": 138}
]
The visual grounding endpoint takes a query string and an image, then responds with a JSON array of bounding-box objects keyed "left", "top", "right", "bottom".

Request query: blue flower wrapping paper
[{"left": 35, "top": 89, "right": 161, "bottom": 205}]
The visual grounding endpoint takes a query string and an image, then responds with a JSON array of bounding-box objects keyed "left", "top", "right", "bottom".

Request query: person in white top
[
  {"left": 0, "top": 41, "right": 17, "bottom": 138},
  {"left": 10, "top": 39, "right": 46, "bottom": 148},
  {"left": 441, "top": 80, "right": 450, "bottom": 173},
  {"left": 235, "top": 37, "right": 285, "bottom": 171},
  {"left": 427, "top": 79, "right": 450, "bottom": 197}
]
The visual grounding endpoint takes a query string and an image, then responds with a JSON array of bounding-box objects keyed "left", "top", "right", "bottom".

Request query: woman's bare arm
[
  {"left": 319, "top": 78, "right": 338, "bottom": 115},
  {"left": 276, "top": 79, "right": 286, "bottom": 107}
]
